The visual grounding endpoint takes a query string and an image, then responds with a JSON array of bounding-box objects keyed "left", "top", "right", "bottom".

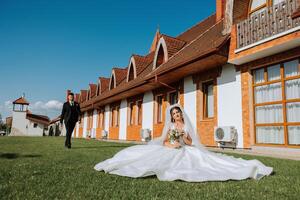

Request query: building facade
[
  {"left": 10, "top": 97, "right": 50, "bottom": 136},
  {"left": 68, "top": 0, "right": 300, "bottom": 149}
]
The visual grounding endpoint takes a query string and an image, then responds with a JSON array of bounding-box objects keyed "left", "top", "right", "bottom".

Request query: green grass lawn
[{"left": 0, "top": 137, "right": 299, "bottom": 200}]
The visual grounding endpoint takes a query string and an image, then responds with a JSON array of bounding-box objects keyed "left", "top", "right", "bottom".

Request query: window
[
  {"left": 128, "top": 102, "right": 134, "bottom": 125},
  {"left": 33, "top": 123, "right": 38, "bottom": 128},
  {"left": 169, "top": 92, "right": 178, "bottom": 105},
  {"left": 111, "top": 106, "right": 119, "bottom": 127},
  {"left": 97, "top": 110, "right": 105, "bottom": 128},
  {"left": 155, "top": 45, "right": 165, "bottom": 67},
  {"left": 137, "top": 100, "right": 143, "bottom": 125},
  {"left": 203, "top": 81, "right": 214, "bottom": 119},
  {"left": 156, "top": 95, "right": 163, "bottom": 123},
  {"left": 128, "top": 64, "right": 135, "bottom": 81},
  {"left": 253, "top": 59, "right": 300, "bottom": 145},
  {"left": 110, "top": 75, "right": 115, "bottom": 90},
  {"left": 249, "top": 0, "right": 286, "bottom": 16}
]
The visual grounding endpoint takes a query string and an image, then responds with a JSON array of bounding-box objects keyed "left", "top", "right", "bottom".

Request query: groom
[{"left": 60, "top": 93, "right": 81, "bottom": 149}]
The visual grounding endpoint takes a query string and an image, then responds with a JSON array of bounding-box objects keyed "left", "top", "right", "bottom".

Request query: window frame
[
  {"left": 202, "top": 80, "right": 215, "bottom": 119},
  {"left": 252, "top": 58, "right": 300, "bottom": 146}
]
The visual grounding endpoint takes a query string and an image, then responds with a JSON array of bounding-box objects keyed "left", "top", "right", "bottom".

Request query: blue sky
[{"left": 0, "top": 0, "right": 216, "bottom": 120}]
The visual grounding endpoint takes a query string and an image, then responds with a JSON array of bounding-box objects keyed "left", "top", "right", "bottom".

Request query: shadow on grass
[
  {"left": 0, "top": 153, "right": 42, "bottom": 159},
  {"left": 71, "top": 145, "right": 131, "bottom": 149}
]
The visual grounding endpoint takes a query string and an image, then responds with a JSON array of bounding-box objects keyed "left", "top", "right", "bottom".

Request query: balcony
[{"left": 236, "top": 0, "right": 300, "bottom": 52}]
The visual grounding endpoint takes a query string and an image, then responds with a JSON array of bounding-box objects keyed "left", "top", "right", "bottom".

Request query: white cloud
[
  {"left": 30, "top": 100, "right": 63, "bottom": 111},
  {"left": 29, "top": 100, "right": 63, "bottom": 119},
  {"left": 4, "top": 100, "right": 12, "bottom": 108}
]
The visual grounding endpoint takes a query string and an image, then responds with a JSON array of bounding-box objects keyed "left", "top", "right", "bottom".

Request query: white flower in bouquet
[{"left": 169, "top": 129, "right": 181, "bottom": 144}]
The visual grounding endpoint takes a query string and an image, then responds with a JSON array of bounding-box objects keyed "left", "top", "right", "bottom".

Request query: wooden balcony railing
[{"left": 236, "top": 0, "right": 300, "bottom": 50}]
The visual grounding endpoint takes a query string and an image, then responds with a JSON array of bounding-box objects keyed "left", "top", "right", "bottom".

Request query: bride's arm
[{"left": 181, "top": 131, "right": 192, "bottom": 146}]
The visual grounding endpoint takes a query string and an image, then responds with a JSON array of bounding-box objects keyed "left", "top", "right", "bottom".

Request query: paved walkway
[{"left": 97, "top": 139, "right": 300, "bottom": 161}]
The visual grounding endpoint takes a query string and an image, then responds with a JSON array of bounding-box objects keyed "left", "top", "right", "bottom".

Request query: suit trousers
[{"left": 65, "top": 121, "right": 76, "bottom": 146}]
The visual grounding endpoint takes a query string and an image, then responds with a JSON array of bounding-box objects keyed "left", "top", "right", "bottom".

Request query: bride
[{"left": 94, "top": 104, "right": 273, "bottom": 182}]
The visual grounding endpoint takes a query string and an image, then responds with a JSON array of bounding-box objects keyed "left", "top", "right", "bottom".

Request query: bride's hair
[{"left": 170, "top": 106, "right": 184, "bottom": 123}]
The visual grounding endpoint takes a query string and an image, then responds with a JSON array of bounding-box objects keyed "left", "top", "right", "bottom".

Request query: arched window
[
  {"left": 128, "top": 63, "right": 135, "bottom": 81},
  {"left": 156, "top": 45, "right": 165, "bottom": 67},
  {"left": 110, "top": 73, "right": 116, "bottom": 90},
  {"left": 153, "top": 37, "right": 168, "bottom": 69}
]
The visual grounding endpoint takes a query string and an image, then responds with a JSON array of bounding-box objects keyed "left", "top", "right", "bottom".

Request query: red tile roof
[
  {"left": 160, "top": 34, "right": 186, "bottom": 58},
  {"left": 98, "top": 77, "right": 110, "bottom": 94},
  {"left": 79, "top": 16, "right": 230, "bottom": 111},
  {"left": 112, "top": 67, "right": 128, "bottom": 86},
  {"left": 80, "top": 90, "right": 88, "bottom": 102},
  {"left": 131, "top": 53, "right": 153, "bottom": 76},
  {"left": 176, "top": 14, "right": 216, "bottom": 42},
  {"left": 74, "top": 93, "right": 80, "bottom": 102},
  {"left": 26, "top": 113, "right": 50, "bottom": 125},
  {"left": 13, "top": 97, "right": 29, "bottom": 105},
  {"left": 49, "top": 116, "right": 61, "bottom": 124},
  {"left": 89, "top": 84, "right": 97, "bottom": 98}
]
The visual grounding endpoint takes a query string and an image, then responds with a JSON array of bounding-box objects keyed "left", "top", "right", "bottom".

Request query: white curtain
[
  {"left": 251, "top": 0, "right": 266, "bottom": 10},
  {"left": 286, "top": 102, "right": 300, "bottom": 122},
  {"left": 254, "top": 68, "right": 264, "bottom": 84},
  {"left": 254, "top": 83, "right": 282, "bottom": 103},
  {"left": 207, "top": 84, "right": 214, "bottom": 118},
  {"left": 284, "top": 60, "right": 299, "bottom": 77},
  {"left": 273, "top": 0, "right": 286, "bottom": 5},
  {"left": 285, "top": 78, "right": 300, "bottom": 100},
  {"left": 288, "top": 126, "right": 300, "bottom": 145},
  {"left": 267, "top": 64, "right": 280, "bottom": 81},
  {"left": 255, "top": 104, "right": 283, "bottom": 123},
  {"left": 256, "top": 126, "right": 284, "bottom": 144}
]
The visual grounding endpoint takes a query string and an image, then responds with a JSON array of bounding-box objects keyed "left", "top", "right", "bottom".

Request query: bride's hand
[{"left": 173, "top": 141, "right": 181, "bottom": 149}]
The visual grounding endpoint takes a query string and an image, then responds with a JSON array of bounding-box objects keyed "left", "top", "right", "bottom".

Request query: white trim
[
  {"left": 109, "top": 70, "right": 117, "bottom": 90},
  {"left": 126, "top": 57, "right": 137, "bottom": 82},
  {"left": 96, "top": 79, "right": 101, "bottom": 96},
  {"left": 142, "top": 91, "right": 154, "bottom": 138},
  {"left": 104, "top": 105, "right": 110, "bottom": 136},
  {"left": 217, "top": 64, "right": 244, "bottom": 148},
  {"left": 153, "top": 37, "right": 169, "bottom": 69},
  {"left": 235, "top": 26, "right": 300, "bottom": 53},
  {"left": 119, "top": 99, "right": 128, "bottom": 140},
  {"left": 183, "top": 76, "right": 197, "bottom": 134},
  {"left": 83, "top": 112, "right": 88, "bottom": 138}
]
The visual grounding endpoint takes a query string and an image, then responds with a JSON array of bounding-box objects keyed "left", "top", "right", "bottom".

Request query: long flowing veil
[{"left": 148, "top": 103, "right": 208, "bottom": 151}]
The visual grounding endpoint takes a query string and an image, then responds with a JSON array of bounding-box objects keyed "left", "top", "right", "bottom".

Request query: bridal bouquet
[{"left": 169, "top": 129, "right": 181, "bottom": 144}]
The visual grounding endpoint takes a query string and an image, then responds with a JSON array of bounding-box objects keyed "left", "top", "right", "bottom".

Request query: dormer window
[
  {"left": 109, "top": 73, "right": 116, "bottom": 90},
  {"left": 156, "top": 45, "right": 165, "bottom": 67},
  {"left": 127, "top": 58, "right": 137, "bottom": 82},
  {"left": 153, "top": 37, "right": 168, "bottom": 69}
]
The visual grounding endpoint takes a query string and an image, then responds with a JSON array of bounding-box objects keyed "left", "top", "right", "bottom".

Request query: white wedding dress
[{"left": 94, "top": 104, "right": 273, "bottom": 182}]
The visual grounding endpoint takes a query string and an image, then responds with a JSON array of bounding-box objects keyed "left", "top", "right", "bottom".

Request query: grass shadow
[{"left": 0, "top": 153, "right": 42, "bottom": 159}]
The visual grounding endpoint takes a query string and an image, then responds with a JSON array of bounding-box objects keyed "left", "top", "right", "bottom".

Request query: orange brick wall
[
  {"left": 240, "top": 67, "right": 253, "bottom": 148},
  {"left": 108, "top": 103, "right": 120, "bottom": 140},
  {"left": 126, "top": 96, "right": 143, "bottom": 141},
  {"left": 196, "top": 80, "right": 218, "bottom": 147},
  {"left": 78, "top": 127, "right": 83, "bottom": 138},
  {"left": 152, "top": 80, "right": 184, "bottom": 139}
]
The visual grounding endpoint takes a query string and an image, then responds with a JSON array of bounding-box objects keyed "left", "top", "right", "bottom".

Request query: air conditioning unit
[
  {"left": 140, "top": 129, "right": 151, "bottom": 142},
  {"left": 101, "top": 130, "right": 108, "bottom": 139},
  {"left": 214, "top": 126, "right": 237, "bottom": 149}
]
